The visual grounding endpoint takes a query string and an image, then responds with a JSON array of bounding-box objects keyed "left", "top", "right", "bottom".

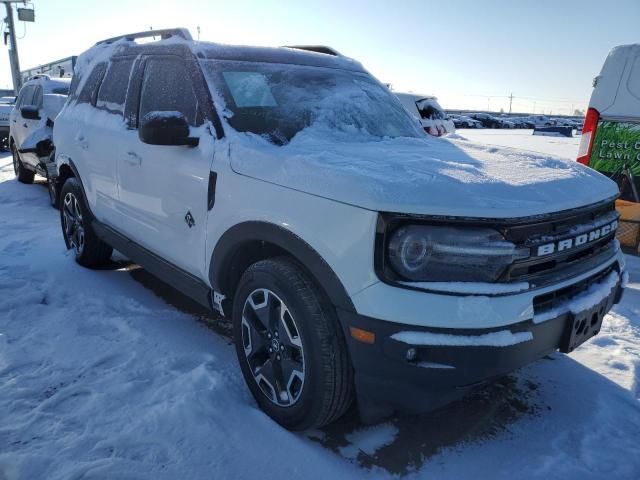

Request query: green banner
[{"left": 590, "top": 121, "right": 640, "bottom": 175}]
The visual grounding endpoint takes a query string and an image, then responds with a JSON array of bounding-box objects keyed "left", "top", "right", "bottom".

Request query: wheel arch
[
  {"left": 210, "top": 221, "right": 356, "bottom": 317},
  {"left": 55, "top": 158, "right": 82, "bottom": 207}
]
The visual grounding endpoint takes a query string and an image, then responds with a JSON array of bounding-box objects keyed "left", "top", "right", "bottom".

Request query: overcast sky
[{"left": 2, "top": 0, "right": 639, "bottom": 114}]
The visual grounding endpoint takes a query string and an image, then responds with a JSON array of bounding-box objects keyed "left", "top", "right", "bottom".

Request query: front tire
[
  {"left": 12, "top": 144, "right": 35, "bottom": 184},
  {"left": 59, "top": 177, "right": 112, "bottom": 267},
  {"left": 232, "top": 257, "right": 354, "bottom": 430}
]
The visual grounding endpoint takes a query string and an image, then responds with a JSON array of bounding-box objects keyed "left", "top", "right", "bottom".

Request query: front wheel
[
  {"left": 232, "top": 257, "right": 354, "bottom": 430},
  {"left": 59, "top": 177, "right": 112, "bottom": 267}
]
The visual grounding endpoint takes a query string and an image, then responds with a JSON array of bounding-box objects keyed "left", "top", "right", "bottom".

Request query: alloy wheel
[
  {"left": 241, "top": 288, "right": 305, "bottom": 407},
  {"left": 62, "top": 192, "right": 85, "bottom": 255}
]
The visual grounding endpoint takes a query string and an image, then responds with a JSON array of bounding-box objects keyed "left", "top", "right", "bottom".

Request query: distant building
[{"left": 21, "top": 56, "right": 77, "bottom": 83}]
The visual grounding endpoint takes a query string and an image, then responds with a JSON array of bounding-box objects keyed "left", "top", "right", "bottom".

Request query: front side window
[
  {"left": 201, "top": 60, "right": 422, "bottom": 146},
  {"left": 50, "top": 85, "right": 70, "bottom": 95},
  {"left": 32, "top": 86, "right": 43, "bottom": 109},
  {"left": 17, "top": 85, "right": 35, "bottom": 108},
  {"left": 138, "top": 57, "right": 199, "bottom": 126},
  {"left": 96, "top": 58, "right": 134, "bottom": 115}
]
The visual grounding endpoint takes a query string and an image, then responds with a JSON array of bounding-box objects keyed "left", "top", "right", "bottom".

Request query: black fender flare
[
  {"left": 55, "top": 158, "right": 88, "bottom": 208},
  {"left": 209, "top": 221, "right": 356, "bottom": 313}
]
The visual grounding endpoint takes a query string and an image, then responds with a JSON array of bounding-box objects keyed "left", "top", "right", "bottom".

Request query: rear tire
[
  {"left": 59, "top": 177, "right": 112, "bottom": 268},
  {"left": 12, "top": 144, "right": 34, "bottom": 184},
  {"left": 232, "top": 257, "right": 354, "bottom": 430}
]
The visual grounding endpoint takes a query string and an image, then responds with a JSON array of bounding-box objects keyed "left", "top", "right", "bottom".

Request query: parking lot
[{"left": 1, "top": 130, "right": 639, "bottom": 480}]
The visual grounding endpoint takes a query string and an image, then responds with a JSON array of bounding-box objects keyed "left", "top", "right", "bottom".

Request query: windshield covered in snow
[{"left": 201, "top": 60, "right": 422, "bottom": 145}]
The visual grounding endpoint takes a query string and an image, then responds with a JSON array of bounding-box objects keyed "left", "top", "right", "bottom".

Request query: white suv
[
  {"left": 54, "top": 29, "right": 626, "bottom": 430},
  {"left": 10, "top": 74, "right": 70, "bottom": 204}
]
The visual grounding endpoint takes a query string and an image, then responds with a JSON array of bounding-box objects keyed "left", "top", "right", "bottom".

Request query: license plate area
[{"left": 559, "top": 284, "right": 618, "bottom": 353}]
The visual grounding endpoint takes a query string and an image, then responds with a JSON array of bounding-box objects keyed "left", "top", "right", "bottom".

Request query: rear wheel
[
  {"left": 59, "top": 177, "right": 112, "bottom": 267},
  {"left": 232, "top": 257, "right": 354, "bottom": 430},
  {"left": 12, "top": 144, "right": 34, "bottom": 184}
]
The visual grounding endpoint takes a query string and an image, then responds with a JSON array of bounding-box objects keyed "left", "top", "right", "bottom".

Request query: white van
[
  {"left": 578, "top": 44, "right": 640, "bottom": 250},
  {"left": 578, "top": 44, "right": 640, "bottom": 202}
]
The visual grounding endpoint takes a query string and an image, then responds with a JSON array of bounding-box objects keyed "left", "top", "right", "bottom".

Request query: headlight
[{"left": 387, "top": 225, "right": 529, "bottom": 282}]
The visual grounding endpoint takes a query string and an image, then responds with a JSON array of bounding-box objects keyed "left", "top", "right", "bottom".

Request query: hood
[{"left": 229, "top": 135, "right": 619, "bottom": 218}]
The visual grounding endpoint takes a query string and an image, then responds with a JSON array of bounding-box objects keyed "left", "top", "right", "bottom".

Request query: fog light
[{"left": 406, "top": 347, "right": 417, "bottom": 361}]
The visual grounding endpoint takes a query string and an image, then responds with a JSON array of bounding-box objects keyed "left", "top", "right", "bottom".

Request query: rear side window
[
  {"left": 138, "top": 57, "right": 200, "bottom": 126},
  {"left": 77, "top": 63, "right": 106, "bottom": 105},
  {"left": 96, "top": 58, "right": 134, "bottom": 115}
]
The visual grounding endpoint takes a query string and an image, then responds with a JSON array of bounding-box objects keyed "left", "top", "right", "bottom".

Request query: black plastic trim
[
  {"left": 338, "top": 277, "right": 623, "bottom": 418},
  {"left": 207, "top": 171, "right": 217, "bottom": 210},
  {"left": 92, "top": 220, "right": 213, "bottom": 310}
]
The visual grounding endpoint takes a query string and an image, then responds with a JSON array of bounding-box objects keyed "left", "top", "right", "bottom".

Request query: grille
[
  {"left": 533, "top": 264, "right": 616, "bottom": 315},
  {"left": 500, "top": 202, "right": 618, "bottom": 287}
]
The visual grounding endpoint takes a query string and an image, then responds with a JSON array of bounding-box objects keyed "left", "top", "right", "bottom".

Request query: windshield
[{"left": 201, "top": 60, "right": 422, "bottom": 145}]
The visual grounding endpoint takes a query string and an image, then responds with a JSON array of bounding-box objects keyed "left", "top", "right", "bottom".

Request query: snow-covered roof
[{"left": 74, "top": 31, "right": 363, "bottom": 82}]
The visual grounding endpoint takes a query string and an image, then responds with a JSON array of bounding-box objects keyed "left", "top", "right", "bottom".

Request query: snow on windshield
[{"left": 201, "top": 60, "right": 423, "bottom": 145}]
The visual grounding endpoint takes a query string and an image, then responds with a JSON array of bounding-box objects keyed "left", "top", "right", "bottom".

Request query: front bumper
[{"left": 338, "top": 270, "right": 624, "bottom": 421}]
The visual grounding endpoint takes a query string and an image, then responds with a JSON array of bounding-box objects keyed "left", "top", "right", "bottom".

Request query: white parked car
[
  {"left": 0, "top": 95, "right": 15, "bottom": 150},
  {"left": 10, "top": 74, "right": 70, "bottom": 204},
  {"left": 53, "top": 28, "right": 625, "bottom": 430},
  {"left": 395, "top": 92, "right": 455, "bottom": 136},
  {"left": 578, "top": 43, "right": 640, "bottom": 203}
]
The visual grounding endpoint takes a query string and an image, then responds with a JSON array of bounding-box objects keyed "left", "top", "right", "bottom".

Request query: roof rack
[
  {"left": 96, "top": 28, "right": 192, "bottom": 46},
  {"left": 283, "top": 45, "right": 342, "bottom": 56}
]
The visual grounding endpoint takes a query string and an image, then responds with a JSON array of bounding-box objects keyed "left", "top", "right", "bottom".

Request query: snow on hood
[{"left": 229, "top": 134, "right": 618, "bottom": 218}]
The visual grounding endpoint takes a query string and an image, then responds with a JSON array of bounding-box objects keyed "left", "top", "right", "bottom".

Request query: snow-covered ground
[
  {"left": 458, "top": 128, "right": 581, "bottom": 161},
  {"left": 1, "top": 130, "right": 639, "bottom": 479}
]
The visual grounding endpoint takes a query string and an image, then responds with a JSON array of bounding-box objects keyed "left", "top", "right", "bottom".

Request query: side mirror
[
  {"left": 21, "top": 105, "right": 40, "bottom": 120},
  {"left": 139, "top": 111, "right": 199, "bottom": 147}
]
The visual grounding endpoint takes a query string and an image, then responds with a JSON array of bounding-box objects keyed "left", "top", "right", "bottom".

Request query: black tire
[
  {"left": 59, "top": 177, "right": 112, "bottom": 268},
  {"left": 12, "top": 144, "right": 35, "bottom": 184},
  {"left": 232, "top": 257, "right": 354, "bottom": 430}
]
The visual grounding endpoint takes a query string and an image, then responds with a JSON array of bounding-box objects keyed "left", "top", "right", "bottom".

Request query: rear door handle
[
  {"left": 125, "top": 151, "right": 142, "bottom": 166},
  {"left": 22, "top": 123, "right": 28, "bottom": 128}
]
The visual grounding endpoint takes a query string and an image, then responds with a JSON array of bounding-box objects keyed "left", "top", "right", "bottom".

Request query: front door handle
[
  {"left": 125, "top": 151, "right": 142, "bottom": 166},
  {"left": 22, "top": 123, "right": 28, "bottom": 128}
]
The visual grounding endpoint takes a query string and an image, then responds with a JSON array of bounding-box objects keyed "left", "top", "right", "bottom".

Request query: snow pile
[{"left": 391, "top": 329, "right": 533, "bottom": 347}]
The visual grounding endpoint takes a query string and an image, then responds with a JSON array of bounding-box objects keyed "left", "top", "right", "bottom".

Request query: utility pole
[
  {"left": 508, "top": 92, "right": 513, "bottom": 114},
  {"left": 2, "top": 1, "right": 23, "bottom": 94}
]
